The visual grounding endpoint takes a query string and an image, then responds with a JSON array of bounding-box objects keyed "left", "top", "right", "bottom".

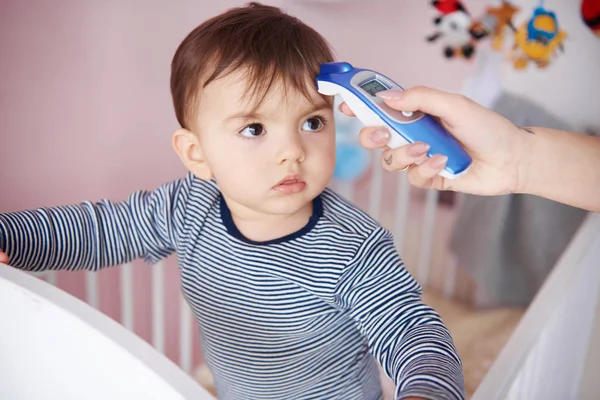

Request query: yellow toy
[{"left": 510, "top": 5, "right": 567, "bottom": 70}]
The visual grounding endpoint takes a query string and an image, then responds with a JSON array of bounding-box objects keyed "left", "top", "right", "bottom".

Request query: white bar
[
  {"left": 442, "top": 255, "right": 457, "bottom": 299},
  {"left": 120, "top": 263, "right": 134, "bottom": 331},
  {"left": 417, "top": 189, "right": 438, "bottom": 286},
  {"left": 368, "top": 149, "right": 383, "bottom": 221},
  {"left": 85, "top": 271, "right": 98, "bottom": 309},
  {"left": 179, "top": 293, "right": 193, "bottom": 374},
  {"left": 336, "top": 181, "right": 354, "bottom": 203},
  {"left": 32, "top": 271, "right": 57, "bottom": 287},
  {"left": 443, "top": 193, "right": 466, "bottom": 299},
  {"left": 45, "top": 271, "right": 57, "bottom": 286},
  {"left": 152, "top": 261, "right": 165, "bottom": 353},
  {"left": 392, "top": 173, "right": 410, "bottom": 251}
]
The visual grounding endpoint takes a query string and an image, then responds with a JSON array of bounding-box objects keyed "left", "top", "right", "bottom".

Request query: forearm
[
  {"left": 0, "top": 190, "right": 177, "bottom": 271},
  {"left": 352, "top": 287, "right": 464, "bottom": 399},
  {"left": 519, "top": 127, "right": 600, "bottom": 212},
  {"left": 0, "top": 202, "right": 141, "bottom": 272},
  {"left": 337, "top": 228, "right": 465, "bottom": 399}
]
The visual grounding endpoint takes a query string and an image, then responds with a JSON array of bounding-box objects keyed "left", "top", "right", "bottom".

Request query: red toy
[{"left": 581, "top": 0, "right": 600, "bottom": 37}]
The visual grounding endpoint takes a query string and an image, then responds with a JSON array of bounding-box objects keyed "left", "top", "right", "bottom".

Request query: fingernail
[
  {"left": 371, "top": 129, "right": 390, "bottom": 143},
  {"left": 376, "top": 90, "right": 404, "bottom": 100},
  {"left": 431, "top": 155, "right": 448, "bottom": 169},
  {"left": 408, "top": 142, "right": 430, "bottom": 157}
]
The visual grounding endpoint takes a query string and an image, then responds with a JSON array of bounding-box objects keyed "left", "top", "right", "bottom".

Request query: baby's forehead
[{"left": 201, "top": 68, "right": 331, "bottom": 113}]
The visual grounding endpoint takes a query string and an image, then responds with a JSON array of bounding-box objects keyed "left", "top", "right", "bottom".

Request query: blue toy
[
  {"left": 333, "top": 143, "right": 370, "bottom": 182},
  {"left": 332, "top": 97, "right": 371, "bottom": 182},
  {"left": 527, "top": 6, "right": 560, "bottom": 44}
]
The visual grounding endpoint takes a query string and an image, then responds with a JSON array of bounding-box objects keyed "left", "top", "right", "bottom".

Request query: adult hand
[{"left": 339, "top": 86, "right": 533, "bottom": 196}]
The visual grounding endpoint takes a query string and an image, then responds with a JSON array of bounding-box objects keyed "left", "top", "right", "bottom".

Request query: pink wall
[{"left": 0, "top": 0, "right": 478, "bottom": 368}]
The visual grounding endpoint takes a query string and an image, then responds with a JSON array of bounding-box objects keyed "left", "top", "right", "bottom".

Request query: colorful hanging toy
[
  {"left": 509, "top": 3, "right": 567, "bottom": 70},
  {"left": 480, "top": 1, "right": 520, "bottom": 51},
  {"left": 581, "top": 0, "right": 600, "bottom": 37},
  {"left": 426, "top": 0, "right": 488, "bottom": 59}
]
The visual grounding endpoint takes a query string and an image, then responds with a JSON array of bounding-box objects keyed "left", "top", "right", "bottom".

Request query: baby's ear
[{"left": 172, "top": 129, "right": 213, "bottom": 180}]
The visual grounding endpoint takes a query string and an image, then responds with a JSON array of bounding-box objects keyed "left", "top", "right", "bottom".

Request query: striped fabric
[{"left": 0, "top": 172, "right": 464, "bottom": 399}]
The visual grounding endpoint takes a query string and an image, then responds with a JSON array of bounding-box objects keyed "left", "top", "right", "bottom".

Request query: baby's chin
[
  {"left": 224, "top": 179, "right": 328, "bottom": 218},
  {"left": 260, "top": 191, "right": 318, "bottom": 217}
]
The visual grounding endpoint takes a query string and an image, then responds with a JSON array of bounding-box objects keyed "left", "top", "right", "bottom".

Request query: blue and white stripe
[{"left": 0, "top": 172, "right": 464, "bottom": 400}]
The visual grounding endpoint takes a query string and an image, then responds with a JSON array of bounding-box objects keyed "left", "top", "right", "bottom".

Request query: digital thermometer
[{"left": 316, "top": 62, "right": 472, "bottom": 179}]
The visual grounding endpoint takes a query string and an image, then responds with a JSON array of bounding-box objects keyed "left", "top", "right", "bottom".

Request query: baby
[{"left": 0, "top": 3, "right": 464, "bottom": 399}]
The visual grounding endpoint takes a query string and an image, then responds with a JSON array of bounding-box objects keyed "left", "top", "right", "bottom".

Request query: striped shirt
[{"left": 0, "top": 173, "right": 464, "bottom": 399}]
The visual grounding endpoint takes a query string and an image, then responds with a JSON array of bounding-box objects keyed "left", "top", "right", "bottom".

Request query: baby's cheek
[
  {"left": 323, "top": 140, "right": 338, "bottom": 169},
  {"left": 313, "top": 149, "right": 336, "bottom": 179}
]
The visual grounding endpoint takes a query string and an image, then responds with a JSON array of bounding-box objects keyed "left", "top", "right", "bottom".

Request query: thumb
[
  {"left": 0, "top": 251, "right": 8, "bottom": 264},
  {"left": 376, "top": 86, "right": 469, "bottom": 124}
]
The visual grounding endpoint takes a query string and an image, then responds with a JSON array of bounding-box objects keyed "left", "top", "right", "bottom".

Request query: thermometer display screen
[{"left": 360, "top": 79, "right": 388, "bottom": 96}]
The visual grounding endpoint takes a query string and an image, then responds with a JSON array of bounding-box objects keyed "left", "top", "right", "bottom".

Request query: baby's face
[{"left": 194, "top": 69, "right": 336, "bottom": 219}]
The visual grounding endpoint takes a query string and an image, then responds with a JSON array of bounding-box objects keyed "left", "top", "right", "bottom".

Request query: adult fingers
[
  {"left": 358, "top": 126, "right": 391, "bottom": 149},
  {"left": 376, "top": 86, "right": 472, "bottom": 125},
  {"left": 406, "top": 154, "right": 449, "bottom": 189},
  {"left": 338, "top": 102, "right": 355, "bottom": 116},
  {"left": 380, "top": 143, "right": 431, "bottom": 172}
]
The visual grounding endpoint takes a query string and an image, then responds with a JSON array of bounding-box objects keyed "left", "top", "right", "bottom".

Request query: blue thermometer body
[{"left": 316, "top": 62, "right": 472, "bottom": 179}]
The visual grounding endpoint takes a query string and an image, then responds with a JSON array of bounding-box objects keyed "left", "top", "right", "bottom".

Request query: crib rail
[{"left": 472, "top": 212, "right": 600, "bottom": 400}]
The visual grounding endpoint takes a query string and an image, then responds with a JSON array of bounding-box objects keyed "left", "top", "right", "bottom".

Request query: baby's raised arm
[
  {"left": 0, "top": 178, "right": 187, "bottom": 272},
  {"left": 334, "top": 226, "right": 464, "bottom": 400}
]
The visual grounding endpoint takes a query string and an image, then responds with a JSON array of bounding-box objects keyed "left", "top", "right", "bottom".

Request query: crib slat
[
  {"left": 442, "top": 255, "right": 458, "bottom": 299},
  {"left": 85, "top": 271, "right": 98, "bottom": 309},
  {"left": 336, "top": 181, "right": 354, "bottom": 203},
  {"left": 120, "top": 263, "right": 134, "bottom": 331},
  {"left": 46, "top": 271, "right": 57, "bottom": 286},
  {"left": 152, "top": 261, "right": 165, "bottom": 353},
  {"left": 179, "top": 293, "right": 193, "bottom": 374},
  {"left": 368, "top": 149, "right": 384, "bottom": 221},
  {"left": 417, "top": 189, "right": 438, "bottom": 286},
  {"left": 393, "top": 173, "right": 410, "bottom": 252}
]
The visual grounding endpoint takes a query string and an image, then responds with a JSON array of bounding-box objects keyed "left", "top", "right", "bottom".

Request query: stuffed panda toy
[{"left": 426, "top": 0, "right": 488, "bottom": 59}]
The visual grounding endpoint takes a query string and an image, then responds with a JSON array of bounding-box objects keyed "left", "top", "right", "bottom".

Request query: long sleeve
[
  {"left": 334, "top": 226, "right": 464, "bottom": 400},
  {"left": 0, "top": 178, "right": 188, "bottom": 272}
]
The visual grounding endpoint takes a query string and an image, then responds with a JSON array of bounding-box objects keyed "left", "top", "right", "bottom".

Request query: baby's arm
[
  {"left": 334, "top": 227, "right": 464, "bottom": 400},
  {"left": 0, "top": 178, "right": 187, "bottom": 272}
]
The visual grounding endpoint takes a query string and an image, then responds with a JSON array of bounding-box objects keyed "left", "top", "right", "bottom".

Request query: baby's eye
[
  {"left": 239, "top": 123, "right": 265, "bottom": 138},
  {"left": 302, "top": 117, "right": 325, "bottom": 132}
]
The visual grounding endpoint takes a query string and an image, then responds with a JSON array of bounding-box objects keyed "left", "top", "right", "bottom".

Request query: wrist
[{"left": 514, "top": 126, "right": 539, "bottom": 195}]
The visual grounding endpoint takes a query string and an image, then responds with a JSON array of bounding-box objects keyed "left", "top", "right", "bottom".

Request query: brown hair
[{"left": 170, "top": 2, "right": 336, "bottom": 129}]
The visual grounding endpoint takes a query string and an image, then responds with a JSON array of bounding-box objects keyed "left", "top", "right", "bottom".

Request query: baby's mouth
[{"left": 273, "top": 175, "right": 306, "bottom": 194}]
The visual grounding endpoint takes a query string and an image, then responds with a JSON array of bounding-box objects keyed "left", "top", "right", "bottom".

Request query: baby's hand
[{"left": 0, "top": 250, "right": 9, "bottom": 264}]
